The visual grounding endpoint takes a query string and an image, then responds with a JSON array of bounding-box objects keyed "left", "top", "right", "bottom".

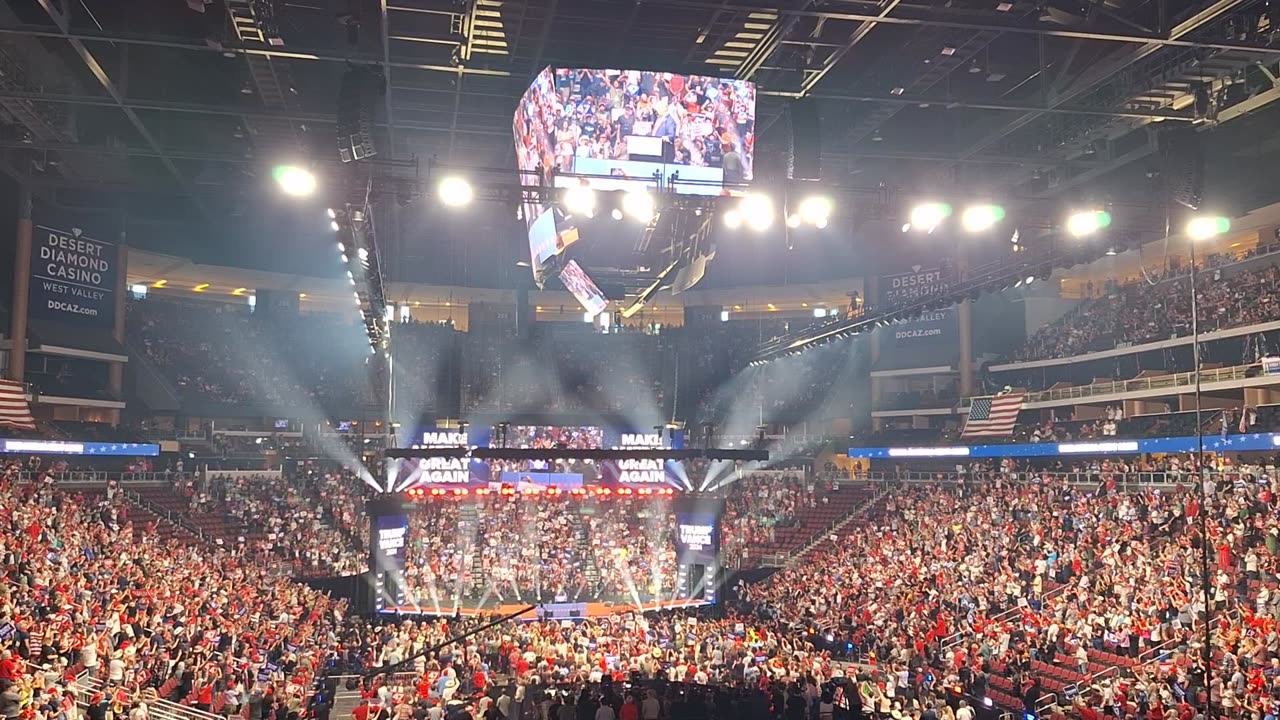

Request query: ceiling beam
[
  {"left": 381, "top": 0, "right": 399, "bottom": 159},
  {"left": 949, "top": 0, "right": 1257, "bottom": 165},
  {"left": 529, "top": 0, "right": 559, "bottom": 71},
  {"left": 797, "top": 0, "right": 904, "bottom": 96},
  {"left": 31, "top": 0, "right": 210, "bottom": 218},
  {"left": 765, "top": 89, "right": 1196, "bottom": 120},
  {"left": 0, "top": 88, "right": 511, "bottom": 135},
  {"left": 0, "top": 23, "right": 512, "bottom": 76}
]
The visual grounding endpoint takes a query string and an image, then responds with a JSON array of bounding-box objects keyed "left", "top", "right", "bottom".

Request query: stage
[{"left": 377, "top": 598, "right": 714, "bottom": 619}]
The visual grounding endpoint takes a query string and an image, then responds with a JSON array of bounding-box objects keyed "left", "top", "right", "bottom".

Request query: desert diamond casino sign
[{"left": 30, "top": 224, "right": 116, "bottom": 324}]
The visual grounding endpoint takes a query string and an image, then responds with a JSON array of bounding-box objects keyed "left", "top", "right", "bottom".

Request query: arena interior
[{"left": 2, "top": 3, "right": 1280, "bottom": 720}]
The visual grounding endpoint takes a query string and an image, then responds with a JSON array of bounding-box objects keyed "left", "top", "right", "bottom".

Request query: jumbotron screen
[
  {"left": 513, "top": 67, "right": 757, "bottom": 282},
  {"left": 514, "top": 68, "right": 756, "bottom": 195}
]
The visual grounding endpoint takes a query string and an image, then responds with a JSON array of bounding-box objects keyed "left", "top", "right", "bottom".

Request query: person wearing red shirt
[
  {"left": 0, "top": 652, "right": 18, "bottom": 683},
  {"left": 619, "top": 696, "right": 639, "bottom": 720}
]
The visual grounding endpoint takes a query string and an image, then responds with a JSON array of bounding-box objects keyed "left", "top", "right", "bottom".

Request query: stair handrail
[{"left": 123, "top": 488, "right": 208, "bottom": 543}]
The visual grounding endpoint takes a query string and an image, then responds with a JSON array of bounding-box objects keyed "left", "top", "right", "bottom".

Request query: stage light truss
[
  {"left": 749, "top": 222, "right": 1148, "bottom": 363},
  {"left": 384, "top": 447, "right": 771, "bottom": 462},
  {"left": 336, "top": 201, "right": 389, "bottom": 356}
]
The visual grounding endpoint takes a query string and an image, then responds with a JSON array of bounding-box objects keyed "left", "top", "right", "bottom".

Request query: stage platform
[{"left": 377, "top": 598, "right": 713, "bottom": 619}]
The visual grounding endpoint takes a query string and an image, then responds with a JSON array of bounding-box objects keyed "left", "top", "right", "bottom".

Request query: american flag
[
  {"left": 961, "top": 392, "right": 1025, "bottom": 437},
  {"left": 0, "top": 379, "right": 34, "bottom": 431}
]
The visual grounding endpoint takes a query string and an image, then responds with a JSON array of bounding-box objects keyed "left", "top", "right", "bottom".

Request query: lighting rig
[
  {"left": 749, "top": 202, "right": 1231, "bottom": 364},
  {"left": 426, "top": 160, "right": 835, "bottom": 315},
  {"left": 384, "top": 447, "right": 771, "bottom": 462},
  {"left": 330, "top": 201, "right": 389, "bottom": 357}
]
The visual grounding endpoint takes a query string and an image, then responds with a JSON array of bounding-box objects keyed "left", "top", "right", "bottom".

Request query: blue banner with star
[
  {"left": 849, "top": 432, "right": 1280, "bottom": 459},
  {"left": 1, "top": 439, "right": 159, "bottom": 456}
]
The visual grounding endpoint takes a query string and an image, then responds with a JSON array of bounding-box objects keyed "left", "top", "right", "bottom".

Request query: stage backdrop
[{"left": 30, "top": 220, "right": 117, "bottom": 325}]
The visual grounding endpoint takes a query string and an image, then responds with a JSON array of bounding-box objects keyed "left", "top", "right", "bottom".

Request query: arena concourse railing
[
  {"left": 939, "top": 584, "right": 1070, "bottom": 653},
  {"left": 71, "top": 672, "right": 223, "bottom": 720},
  {"left": 853, "top": 470, "right": 1197, "bottom": 486},
  {"left": 15, "top": 470, "right": 184, "bottom": 484},
  {"left": 966, "top": 361, "right": 1263, "bottom": 408},
  {"left": 123, "top": 487, "right": 208, "bottom": 542}
]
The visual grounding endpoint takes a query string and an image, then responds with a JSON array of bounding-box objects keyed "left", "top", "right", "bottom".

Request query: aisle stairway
[
  {"left": 575, "top": 507, "right": 598, "bottom": 592},
  {"left": 742, "top": 483, "right": 878, "bottom": 565}
]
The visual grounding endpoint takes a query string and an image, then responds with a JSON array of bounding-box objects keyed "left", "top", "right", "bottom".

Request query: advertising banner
[
  {"left": 877, "top": 264, "right": 958, "bottom": 364},
  {"left": 30, "top": 223, "right": 116, "bottom": 324}
]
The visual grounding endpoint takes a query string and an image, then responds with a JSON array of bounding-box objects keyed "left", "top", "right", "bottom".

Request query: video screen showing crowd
[
  {"left": 512, "top": 66, "right": 756, "bottom": 289},
  {"left": 514, "top": 68, "right": 756, "bottom": 194},
  {"left": 376, "top": 425, "right": 719, "bottom": 617}
]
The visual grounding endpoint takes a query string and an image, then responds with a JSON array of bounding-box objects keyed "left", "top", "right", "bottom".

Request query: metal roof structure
[{"left": 0, "top": 0, "right": 1276, "bottom": 286}]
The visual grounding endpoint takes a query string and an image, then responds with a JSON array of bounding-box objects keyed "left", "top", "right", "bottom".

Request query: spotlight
[
  {"left": 337, "top": 242, "right": 345, "bottom": 253},
  {"left": 1065, "top": 209, "right": 1111, "bottom": 237},
  {"left": 815, "top": 216, "right": 828, "bottom": 229},
  {"left": 621, "top": 190, "right": 656, "bottom": 222},
  {"left": 740, "top": 194, "right": 774, "bottom": 231},
  {"left": 273, "top": 165, "right": 316, "bottom": 197},
  {"left": 438, "top": 176, "right": 474, "bottom": 207},
  {"left": 961, "top": 204, "right": 1006, "bottom": 232},
  {"left": 330, "top": 221, "right": 341, "bottom": 232},
  {"left": 1025, "top": 275, "right": 1035, "bottom": 285},
  {"left": 610, "top": 208, "right": 623, "bottom": 221},
  {"left": 909, "top": 202, "right": 951, "bottom": 232},
  {"left": 723, "top": 209, "right": 743, "bottom": 229},
  {"left": 1186, "top": 215, "right": 1230, "bottom": 241},
  {"left": 798, "top": 195, "right": 833, "bottom": 225},
  {"left": 563, "top": 186, "right": 596, "bottom": 217},
  {"left": 786, "top": 214, "right": 802, "bottom": 229},
  {"left": 327, "top": 208, "right": 337, "bottom": 219},
  {"left": 901, "top": 223, "right": 911, "bottom": 233}
]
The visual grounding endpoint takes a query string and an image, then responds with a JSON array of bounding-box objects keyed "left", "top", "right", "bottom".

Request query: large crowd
[
  {"left": 1013, "top": 257, "right": 1280, "bottom": 362},
  {"left": 10, "top": 438, "right": 1280, "bottom": 720},
  {"left": 128, "top": 300, "right": 378, "bottom": 412}
]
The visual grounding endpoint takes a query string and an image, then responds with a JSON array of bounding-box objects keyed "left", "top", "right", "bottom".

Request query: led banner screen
[
  {"left": 604, "top": 429, "right": 685, "bottom": 449},
  {"left": 496, "top": 425, "right": 604, "bottom": 449},
  {"left": 370, "top": 512, "right": 409, "bottom": 612},
  {"left": 599, "top": 458, "right": 683, "bottom": 486},
  {"left": 30, "top": 223, "right": 117, "bottom": 325},
  {"left": 559, "top": 260, "right": 609, "bottom": 316},
  {"left": 411, "top": 426, "right": 493, "bottom": 449},
  {"left": 849, "top": 432, "right": 1280, "bottom": 459},
  {"left": 0, "top": 439, "right": 159, "bottom": 456},
  {"left": 387, "top": 456, "right": 491, "bottom": 491},
  {"left": 674, "top": 510, "right": 719, "bottom": 603},
  {"left": 497, "top": 470, "right": 584, "bottom": 488},
  {"left": 675, "top": 512, "right": 718, "bottom": 565}
]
